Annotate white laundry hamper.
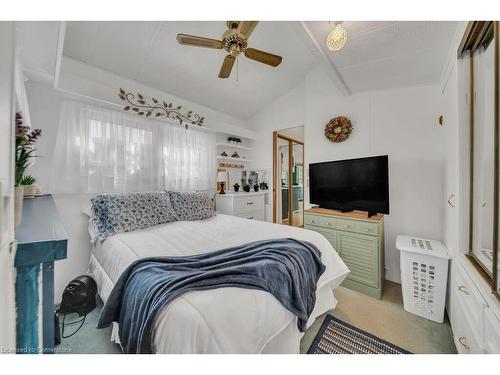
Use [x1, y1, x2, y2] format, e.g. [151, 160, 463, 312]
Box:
[396, 235, 450, 323]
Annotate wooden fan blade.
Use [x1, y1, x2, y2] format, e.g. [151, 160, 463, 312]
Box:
[219, 55, 236, 78]
[176, 34, 223, 49]
[237, 21, 259, 39]
[244, 48, 282, 67]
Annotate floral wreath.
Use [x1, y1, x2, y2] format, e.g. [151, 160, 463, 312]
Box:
[324, 116, 352, 143]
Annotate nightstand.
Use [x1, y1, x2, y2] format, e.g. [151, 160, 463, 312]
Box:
[215, 192, 266, 221]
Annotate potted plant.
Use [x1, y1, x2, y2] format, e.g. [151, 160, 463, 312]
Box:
[19, 175, 39, 197]
[233, 183, 240, 192]
[15, 112, 42, 226]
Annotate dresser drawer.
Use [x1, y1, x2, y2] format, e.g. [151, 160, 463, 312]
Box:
[356, 221, 379, 236]
[304, 214, 336, 228]
[304, 214, 320, 227]
[451, 291, 482, 354]
[483, 307, 500, 353]
[336, 217, 356, 232]
[235, 209, 264, 221]
[452, 261, 487, 330]
[233, 195, 264, 214]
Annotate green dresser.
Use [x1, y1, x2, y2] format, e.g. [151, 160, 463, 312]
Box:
[304, 208, 384, 299]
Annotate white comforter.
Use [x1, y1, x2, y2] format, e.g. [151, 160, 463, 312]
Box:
[90, 214, 349, 353]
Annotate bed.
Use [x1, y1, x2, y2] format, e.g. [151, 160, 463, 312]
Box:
[88, 213, 349, 353]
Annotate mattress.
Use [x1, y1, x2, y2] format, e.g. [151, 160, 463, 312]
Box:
[89, 213, 349, 353]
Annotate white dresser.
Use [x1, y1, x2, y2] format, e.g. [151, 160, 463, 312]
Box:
[215, 192, 266, 221]
[447, 256, 500, 353]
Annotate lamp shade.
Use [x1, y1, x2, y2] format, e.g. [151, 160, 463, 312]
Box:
[217, 171, 227, 182]
[326, 23, 347, 51]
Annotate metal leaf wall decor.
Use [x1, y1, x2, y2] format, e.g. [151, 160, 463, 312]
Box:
[118, 88, 205, 128]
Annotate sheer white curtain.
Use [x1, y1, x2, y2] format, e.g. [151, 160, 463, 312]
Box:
[50, 101, 216, 193]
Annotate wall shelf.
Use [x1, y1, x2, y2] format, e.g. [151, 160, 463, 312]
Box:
[216, 142, 252, 151]
[217, 156, 252, 162]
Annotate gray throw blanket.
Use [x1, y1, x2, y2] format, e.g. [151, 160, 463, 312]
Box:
[97, 238, 326, 353]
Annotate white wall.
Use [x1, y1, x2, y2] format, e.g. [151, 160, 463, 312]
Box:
[441, 63, 461, 255]
[0, 21, 16, 352]
[249, 67, 447, 283]
[59, 57, 256, 140]
[25, 78, 254, 301]
[248, 80, 305, 170]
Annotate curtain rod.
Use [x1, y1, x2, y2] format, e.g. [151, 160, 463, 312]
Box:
[55, 86, 218, 134]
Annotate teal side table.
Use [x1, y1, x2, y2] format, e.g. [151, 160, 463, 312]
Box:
[15, 195, 67, 354]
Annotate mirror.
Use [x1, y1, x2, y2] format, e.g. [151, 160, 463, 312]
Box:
[291, 142, 304, 227]
[277, 136, 290, 225]
[459, 21, 499, 299]
[273, 132, 304, 227]
[471, 34, 496, 275]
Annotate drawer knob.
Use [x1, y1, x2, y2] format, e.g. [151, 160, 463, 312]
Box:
[246, 202, 254, 205]
[458, 336, 470, 351]
[365, 228, 369, 232]
[458, 285, 469, 295]
[248, 217, 254, 219]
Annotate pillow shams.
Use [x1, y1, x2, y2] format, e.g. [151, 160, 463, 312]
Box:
[91, 191, 177, 240]
[168, 191, 215, 221]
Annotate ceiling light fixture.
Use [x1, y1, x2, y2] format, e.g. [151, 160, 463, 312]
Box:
[326, 22, 347, 51]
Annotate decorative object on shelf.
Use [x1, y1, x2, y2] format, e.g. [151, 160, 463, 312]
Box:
[217, 170, 227, 194]
[259, 182, 269, 190]
[233, 183, 240, 192]
[326, 22, 347, 51]
[220, 151, 228, 157]
[243, 185, 251, 193]
[324, 116, 352, 143]
[15, 112, 42, 227]
[219, 162, 244, 169]
[231, 151, 240, 158]
[228, 136, 241, 144]
[19, 175, 40, 197]
[253, 184, 259, 192]
[119, 88, 204, 128]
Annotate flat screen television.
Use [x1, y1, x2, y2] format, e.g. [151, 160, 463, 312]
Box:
[309, 155, 389, 216]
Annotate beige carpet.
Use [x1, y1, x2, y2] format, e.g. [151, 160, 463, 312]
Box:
[301, 281, 457, 354]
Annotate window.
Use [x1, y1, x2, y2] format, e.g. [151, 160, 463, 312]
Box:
[51, 101, 216, 194]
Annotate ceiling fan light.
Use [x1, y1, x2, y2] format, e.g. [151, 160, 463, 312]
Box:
[326, 24, 347, 51]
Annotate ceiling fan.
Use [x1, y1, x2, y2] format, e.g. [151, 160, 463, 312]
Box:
[176, 21, 283, 79]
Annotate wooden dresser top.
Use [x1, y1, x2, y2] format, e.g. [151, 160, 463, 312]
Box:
[304, 207, 384, 222]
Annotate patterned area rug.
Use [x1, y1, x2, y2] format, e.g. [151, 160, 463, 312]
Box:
[307, 315, 411, 354]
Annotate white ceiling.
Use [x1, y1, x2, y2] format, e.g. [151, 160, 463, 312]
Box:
[20, 21, 460, 120]
[63, 21, 317, 119]
[304, 21, 459, 93]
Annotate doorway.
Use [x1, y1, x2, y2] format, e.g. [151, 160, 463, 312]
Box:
[273, 131, 304, 227]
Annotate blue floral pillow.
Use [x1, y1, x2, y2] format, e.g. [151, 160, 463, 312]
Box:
[168, 191, 215, 221]
[91, 191, 177, 240]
